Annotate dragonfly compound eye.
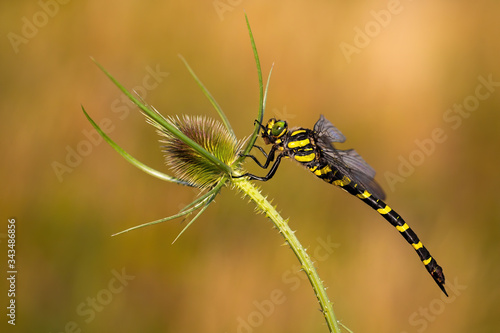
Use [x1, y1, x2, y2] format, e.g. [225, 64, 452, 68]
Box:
[271, 120, 287, 137]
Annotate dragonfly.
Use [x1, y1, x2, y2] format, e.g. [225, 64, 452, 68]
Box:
[237, 115, 447, 296]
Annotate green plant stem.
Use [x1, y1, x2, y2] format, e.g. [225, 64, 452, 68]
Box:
[232, 178, 341, 333]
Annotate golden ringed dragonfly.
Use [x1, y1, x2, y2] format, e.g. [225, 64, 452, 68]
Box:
[237, 115, 447, 296]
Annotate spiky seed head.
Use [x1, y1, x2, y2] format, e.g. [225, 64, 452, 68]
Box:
[157, 115, 243, 189]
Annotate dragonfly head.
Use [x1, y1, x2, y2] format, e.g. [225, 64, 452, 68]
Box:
[262, 118, 288, 144]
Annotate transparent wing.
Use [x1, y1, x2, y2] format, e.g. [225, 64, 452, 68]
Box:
[314, 115, 386, 199]
[337, 149, 376, 179]
[350, 169, 386, 200]
[322, 149, 386, 200]
[313, 114, 346, 144]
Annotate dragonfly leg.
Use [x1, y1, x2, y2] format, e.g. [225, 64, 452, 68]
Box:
[252, 145, 269, 159]
[237, 153, 285, 181]
[240, 145, 277, 169]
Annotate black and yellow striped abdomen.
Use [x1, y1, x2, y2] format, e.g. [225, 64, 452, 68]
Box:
[355, 189, 446, 295]
[314, 168, 447, 295]
[238, 116, 447, 295]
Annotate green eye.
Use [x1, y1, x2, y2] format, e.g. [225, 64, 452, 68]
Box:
[271, 121, 287, 137]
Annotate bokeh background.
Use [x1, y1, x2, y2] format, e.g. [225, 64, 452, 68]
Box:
[1, 1, 499, 332]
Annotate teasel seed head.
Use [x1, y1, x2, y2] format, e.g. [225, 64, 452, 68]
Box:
[156, 115, 244, 189]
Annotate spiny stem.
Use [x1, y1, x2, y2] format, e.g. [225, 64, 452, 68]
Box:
[232, 177, 342, 333]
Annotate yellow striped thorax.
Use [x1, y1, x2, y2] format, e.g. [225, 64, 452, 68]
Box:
[287, 137, 311, 149]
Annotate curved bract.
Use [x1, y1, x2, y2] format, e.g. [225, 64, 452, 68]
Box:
[156, 115, 244, 189]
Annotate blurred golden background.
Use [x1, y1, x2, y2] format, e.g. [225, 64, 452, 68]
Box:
[1, 1, 499, 332]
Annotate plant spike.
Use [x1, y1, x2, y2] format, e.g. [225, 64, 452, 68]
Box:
[178, 54, 236, 140]
[171, 189, 218, 244]
[90, 57, 232, 176]
[240, 12, 264, 158]
[111, 181, 222, 237]
[82, 105, 192, 186]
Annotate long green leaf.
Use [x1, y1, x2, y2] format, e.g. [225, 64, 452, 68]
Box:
[171, 192, 216, 244]
[179, 182, 223, 213]
[111, 176, 225, 237]
[91, 57, 232, 176]
[240, 13, 264, 158]
[111, 197, 208, 237]
[82, 105, 192, 186]
[178, 54, 236, 140]
[262, 63, 274, 121]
